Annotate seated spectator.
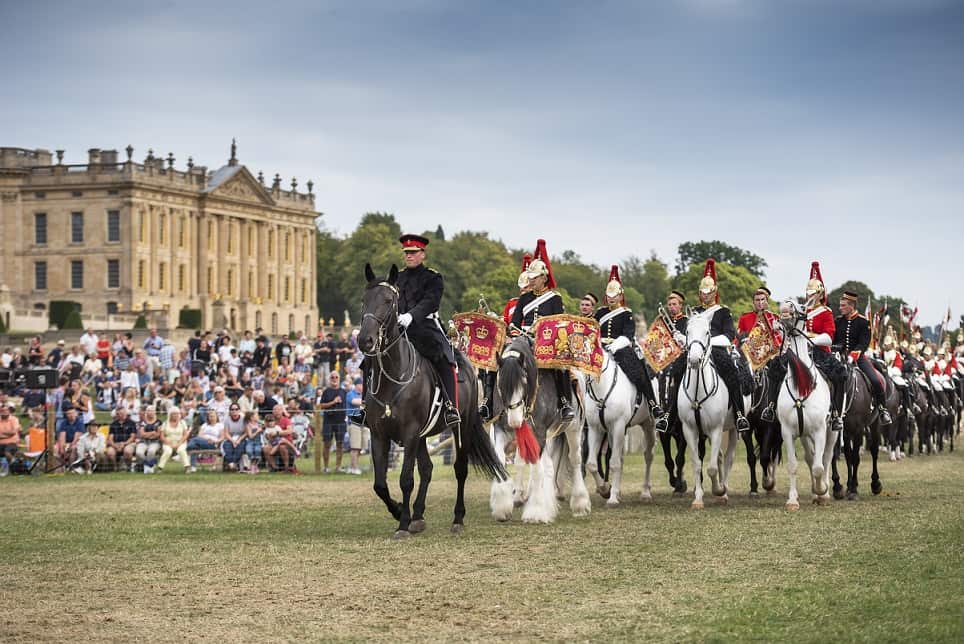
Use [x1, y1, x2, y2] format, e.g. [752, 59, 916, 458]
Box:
[73, 421, 106, 474]
[242, 410, 263, 473]
[289, 402, 311, 455]
[0, 403, 21, 464]
[61, 345, 85, 380]
[81, 352, 103, 384]
[207, 386, 231, 421]
[94, 370, 120, 411]
[45, 339, 65, 369]
[106, 406, 138, 472]
[115, 386, 141, 423]
[188, 409, 223, 473]
[261, 414, 297, 472]
[136, 406, 163, 474]
[221, 404, 246, 471]
[56, 406, 86, 470]
[316, 372, 346, 474]
[119, 361, 139, 394]
[157, 407, 190, 473]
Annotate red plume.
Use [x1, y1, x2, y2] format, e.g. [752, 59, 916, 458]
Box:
[515, 420, 540, 465]
[532, 239, 556, 289]
[702, 258, 719, 304]
[608, 264, 621, 284]
[809, 261, 824, 286]
[520, 252, 533, 272]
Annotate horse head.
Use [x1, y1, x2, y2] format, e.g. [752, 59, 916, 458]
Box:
[358, 263, 400, 355]
[497, 335, 537, 429]
[685, 311, 710, 369]
[779, 299, 806, 335]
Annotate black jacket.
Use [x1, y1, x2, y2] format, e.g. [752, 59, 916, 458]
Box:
[512, 290, 563, 328]
[694, 304, 736, 342]
[595, 307, 635, 342]
[397, 264, 443, 330]
[834, 313, 871, 354]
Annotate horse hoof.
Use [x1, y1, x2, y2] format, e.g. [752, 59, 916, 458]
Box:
[833, 489, 845, 500]
[678, 480, 688, 493]
[672, 489, 686, 498]
[691, 499, 704, 510]
[717, 495, 729, 506]
[639, 492, 653, 503]
[409, 519, 426, 534]
[785, 501, 800, 512]
[606, 498, 620, 508]
[748, 490, 759, 498]
[513, 499, 525, 508]
[816, 496, 830, 506]
[846, 492, 859, 501]
[597, 484, 612, 499]
[871, 481, 882, 495]
[763, 480, 775, 492]
[393, 530, 411, 540]
[450, 523, 465, 535]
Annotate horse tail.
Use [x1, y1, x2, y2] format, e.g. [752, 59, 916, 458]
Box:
[787, 352, 814, 398]
[464, 405, 508, 481]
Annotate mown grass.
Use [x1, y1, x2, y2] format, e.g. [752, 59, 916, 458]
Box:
[1, 444, 962, 643]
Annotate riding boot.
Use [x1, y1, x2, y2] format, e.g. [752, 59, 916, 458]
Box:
[761, 360, 785, 423]
[479, 370, 495, 422]
[875, 390, 893, 425]
[830, 383, 844, 432]
[555, 369, 575, 421]
[712, 347, 749, 432]
[633, 371, 666, 429]
[440, 364, 461, 428]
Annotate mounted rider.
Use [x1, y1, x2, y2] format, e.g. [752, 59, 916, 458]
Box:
[510, 239, 575, 422]
[834, 290, 893, 426]
[395, 233, 461, 428]
[883, 333, 917, 415]
[658, 289, 689, 434]
[743, 285, 788, 424]
[693, 258, 750, 432]
[595, 265, 667, 428]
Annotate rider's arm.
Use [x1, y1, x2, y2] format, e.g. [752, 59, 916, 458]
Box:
[407, 271, 444, 323]
[709, 308, 736, 346]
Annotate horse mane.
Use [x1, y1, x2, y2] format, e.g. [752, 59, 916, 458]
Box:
[787, 351, 814, 398]
[499, 336, 537, 403]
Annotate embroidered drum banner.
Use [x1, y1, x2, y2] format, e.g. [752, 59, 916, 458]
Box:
[642, 318, 684, 373]
[742, 316, 781, 370]
[452, 312, 506, 371]
[531, 314, 604, 378]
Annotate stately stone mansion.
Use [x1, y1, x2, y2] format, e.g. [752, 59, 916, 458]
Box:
[0, 142, 318, 335]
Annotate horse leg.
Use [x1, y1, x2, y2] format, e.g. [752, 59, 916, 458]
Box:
[869, 424, 882, 496]
[706, 428, 726, 500]
[742, 429, 758, 496]
[451, 431, 469, 534]
[370, 434, 401, 522]
[817, 428, 836, 505]
[606, 424, 627, 507]
[566, 425, 591, 517]
[640, 426, 655, 502]
[682, 424, 704, 509]
[782, 424, 800, 511]
[831, 441, 844, 499]
[810, 421, 828, 499]
[658, 429, 677, 490]
[845, 434, 860, 501]
[585, 425, 610, 499]
[409, 440, 433, 534]
[521, 443, 559, 524]
[489, 427, 514, 522]
[393, 441, 418, 538]
[513, 450, 529, 507]
[722, 426, 738, 500]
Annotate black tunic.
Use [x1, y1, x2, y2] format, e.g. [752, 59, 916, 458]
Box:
[693, 304, 736, 341]
[834, 313, 871, 354]
[595, 307, 635, 343]
[397, 263, 453, 364]
[511, 289, 563, 328]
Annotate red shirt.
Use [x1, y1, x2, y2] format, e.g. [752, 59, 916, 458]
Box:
[736, 310, 782, 345]
[806, 306, 835, 353]
[96, 338, 111, 360]
[502, 298, 519, 327]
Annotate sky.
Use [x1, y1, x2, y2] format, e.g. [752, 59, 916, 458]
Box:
[3, 0, 963, 326]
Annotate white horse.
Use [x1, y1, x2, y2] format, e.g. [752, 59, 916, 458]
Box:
[583, 346, 657, 506]
[677, 311, 740, 509]
[490, 337, 591, 523]
[776, 300, 835, 510]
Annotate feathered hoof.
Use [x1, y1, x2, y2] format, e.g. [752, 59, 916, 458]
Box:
[712, 484, 727, 497]
[393, 530, 411, 540]
[814, 495, 830, 506]
[597, 483, 612, 500]
[785, 500, 800, 512]
[605, 497, 620, 508]
[450, 523, 465, 535]
[691, 499, 704, 510]
[409, 519, 426, 534]
[717, 495, 729, 506]
[513, 498, 526, 508]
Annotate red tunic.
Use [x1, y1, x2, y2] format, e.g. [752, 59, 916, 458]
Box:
[945, 356, 958, 376]
[736, 310, 782, 348]
[502, 298, 519, 327]
[805, 306, 835, 353]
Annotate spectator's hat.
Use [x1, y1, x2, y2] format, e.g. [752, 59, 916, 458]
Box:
[354, 377, 363, 385]
[214, 386, 224, 392]
[57, 339, 65, 345]
[399, 233, 429, 252]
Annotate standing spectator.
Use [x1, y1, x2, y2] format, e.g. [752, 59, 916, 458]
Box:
[73, 421, 106, 474]
[159, 339, 177, 383]
[0, 403, 21, 466]
[294, 336, 313, 366]
[119, 360, 140, 394]
[136, 407, 163, 473]
[336, 331, 352, 375]
[106, 406, 138, 471]
[313, 332, 331, 382]
[79, 327, 98, 356]
[221, 404, 246, 471]
[238, 330, 256, 356]
[27, 336, 45, 366]
[116, 386, 142, 423]
[1, 347, 12, 368]
[45, 339, 65, 369]
[113, 333, 133, 371]
[217, 336, 235, 365]
[252, 337, 271, 373]
[96, 334, 112, 368]
[345, 377, 365, 475]
[275, 334, 293, 364]
[56, 406, 85, 469]
[61, 345, 85, 380]
[143, 327, 164, 363]
[192, 339, 212, 377]
[316, 372, 346, 474]
[157, 407, 190, 473]
[187, 409, 222, 472]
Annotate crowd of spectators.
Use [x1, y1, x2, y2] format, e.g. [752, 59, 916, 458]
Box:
[0, 326, 368, 476]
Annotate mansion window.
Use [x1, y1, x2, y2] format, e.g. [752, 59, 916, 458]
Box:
[107, 210, 121, 242]
[70, 260, 83, 289]
[34, 262, 47, 290]
[34, 213, 47, 245]
[107, 259, 120, 289]
[71, 212, 84, 243]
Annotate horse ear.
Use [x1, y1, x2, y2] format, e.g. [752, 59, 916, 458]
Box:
[364, 263, 376, 283]
[388, 264, 398, 284]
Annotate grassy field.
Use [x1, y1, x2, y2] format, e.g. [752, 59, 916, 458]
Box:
[2, 444, 962, 643]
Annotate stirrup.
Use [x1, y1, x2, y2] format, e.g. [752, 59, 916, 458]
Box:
[760, 404, 776, 423]
[649, 402, 664, 419]
[353, 409, 366, 427]
[654, 415, 669, 433]
[559, 399, 574, 421]
[735, 413, 750, 433]
[443, 402, 461, 428]
[879, 406, 893, 425]
[831, 416, 844, 432]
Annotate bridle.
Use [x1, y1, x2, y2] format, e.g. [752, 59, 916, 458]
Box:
[361, 282, 417, 396]
[680, 317, 720, 432]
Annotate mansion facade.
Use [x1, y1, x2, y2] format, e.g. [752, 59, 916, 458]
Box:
[0, 143, 318, 335]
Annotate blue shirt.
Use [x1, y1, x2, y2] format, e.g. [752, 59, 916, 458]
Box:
[58, 417, 85, 443]
[345, 389, 363, 418]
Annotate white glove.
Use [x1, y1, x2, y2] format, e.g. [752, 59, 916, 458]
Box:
[397, 313, 413, 329]
[609, 336, 631, 352]
[709, 334, 730, 348]
[673, 332, 686, 346]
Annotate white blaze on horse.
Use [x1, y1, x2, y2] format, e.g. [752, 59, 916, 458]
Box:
[677, 311, 740, 509]
[583, 342, 657, 506]
[492, 335, 591, 523]
[776, 300, 835, 510]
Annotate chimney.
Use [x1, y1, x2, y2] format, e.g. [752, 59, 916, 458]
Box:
[87, 148, 102, 165]
[100, 149, 118, 165]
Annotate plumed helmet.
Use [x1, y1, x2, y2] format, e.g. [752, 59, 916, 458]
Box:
[883, 335, 895, 349]
[923, 345, 933, 358]
[806, 261, 826, 304]
[517, 252, 533, 290]
[605, 264, 624, 299]
[529, 239, 556, 289]
[699, 258, 719, 304]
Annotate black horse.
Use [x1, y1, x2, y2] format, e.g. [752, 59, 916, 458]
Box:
[831, 366, 889, 500]
[358, 264, 506, 538]
[747, 363, 783, 496]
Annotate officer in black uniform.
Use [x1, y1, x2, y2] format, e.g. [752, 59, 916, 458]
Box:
[510, 256, 574, 421]
[660, 290, 689, 433]
[395, 233, 461, 428]
[834, 290, 892, 425]
[596, 266, 665, 426]
[693, 259, 750, 432]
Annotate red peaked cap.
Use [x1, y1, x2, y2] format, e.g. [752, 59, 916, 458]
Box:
[521, 252, 533, 272]
[532, 239, 556, 289]
[702, 258, 720, 304]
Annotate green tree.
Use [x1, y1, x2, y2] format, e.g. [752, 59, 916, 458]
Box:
[331, 212, 403, 320]
[316, 226, 349, 323]
[674, 241, 768, 278]
[672, 261, 760, 315]
[621, 252, 670, 317]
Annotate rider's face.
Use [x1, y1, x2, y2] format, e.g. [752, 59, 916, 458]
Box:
[667, 297, 682, 317]
[753, 294, 769, 311]
[579, 299, 594, 315]
[699, 290, 715, 306]
[839, 298, 854, 316]
[403, 250, 424, 268]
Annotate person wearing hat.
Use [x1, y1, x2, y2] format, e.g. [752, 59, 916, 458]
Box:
[510, 239, 574, 421]
[657, 289, 690, 434]
[595, 265, 666, 426]
[835, 289, 892, 425]
[692, 259, 750, 432]
[735, 285, 784, 424]
[391, 233, 461, 428]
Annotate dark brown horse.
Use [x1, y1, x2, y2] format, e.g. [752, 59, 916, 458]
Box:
[358, 264, 506, 538]
[831, 366, 890, 500]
